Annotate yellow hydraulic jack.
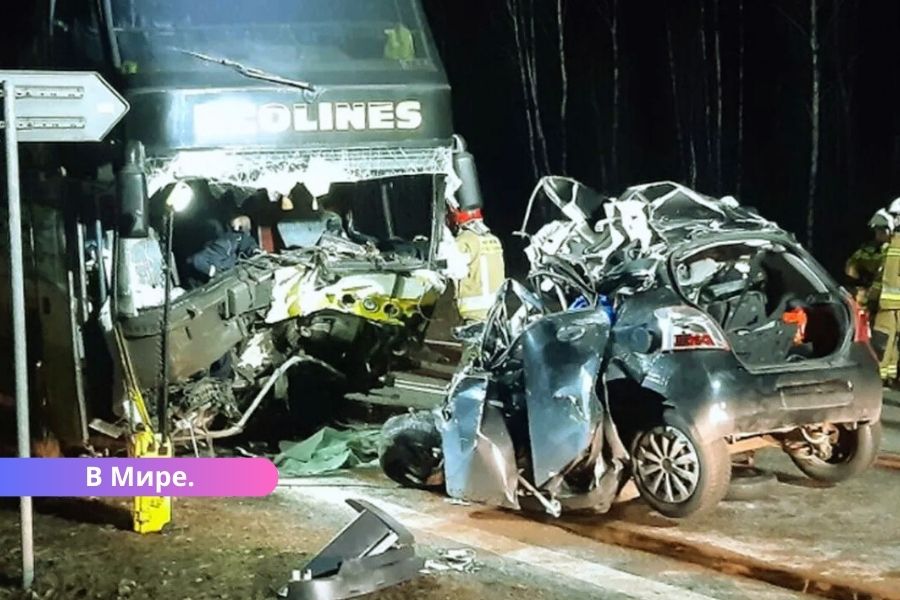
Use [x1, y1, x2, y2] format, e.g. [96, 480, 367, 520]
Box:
[114, 325, 173, 534]
[127, 428, 172, 533]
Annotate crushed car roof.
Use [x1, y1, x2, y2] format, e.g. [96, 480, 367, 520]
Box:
[520, 177, 796, 292]
[621, 181, 780, 242]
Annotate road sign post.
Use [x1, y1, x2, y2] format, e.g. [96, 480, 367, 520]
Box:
[2, 77, 33, 592]
[0, 70, 128, 590]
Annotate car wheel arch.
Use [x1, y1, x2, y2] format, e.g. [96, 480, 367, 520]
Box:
[605, 378, 669, 447]
[606, 375, 726, 450]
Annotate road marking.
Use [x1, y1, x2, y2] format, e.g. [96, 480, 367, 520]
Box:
[280, 479, 720, 600]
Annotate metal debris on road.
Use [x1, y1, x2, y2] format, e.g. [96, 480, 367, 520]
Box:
[423, 548, 479, 574]
[279, 498, 424, 599]
[444, 498, 472, 507]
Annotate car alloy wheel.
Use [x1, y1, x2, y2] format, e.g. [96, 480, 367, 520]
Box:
[633, 425, 701, 504]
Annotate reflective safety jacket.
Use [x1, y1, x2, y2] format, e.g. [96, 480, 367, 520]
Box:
[454, 226, 505, 321]
[848, 239, 887, 306]
[847, 240, 886, 288]
[876, 233, 900, 310]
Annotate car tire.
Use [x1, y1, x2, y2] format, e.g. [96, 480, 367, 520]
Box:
[378, 411, 444, 490]
[789, 421, 881, 483]
[632, 412, 731, 518]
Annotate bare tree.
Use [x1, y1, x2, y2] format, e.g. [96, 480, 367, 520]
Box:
[610, 0, 620, 185]
[593, 0, 620, 188]
[808, 0, 820, 249]
[665, 17, 687, 181]
[557, 0, 568, 173]
[689, 134, 698, 188]
[832, 0, 857, 204]
[698, 0, 712, 180]
[524, 0, 551, 174]
[736, 0, 744, 196]
[774, 0, 821, 248]
[713, 0, 723, 191]
[506, 0, 539, 180]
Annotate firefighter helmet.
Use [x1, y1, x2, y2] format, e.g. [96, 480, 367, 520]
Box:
[889, 197, 900, 215]
[870, 208, 894, 230]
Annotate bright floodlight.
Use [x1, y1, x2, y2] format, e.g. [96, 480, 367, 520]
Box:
[166, 181, 194, 213]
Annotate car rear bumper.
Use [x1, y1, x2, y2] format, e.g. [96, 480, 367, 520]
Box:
[641, 342, 883, 443]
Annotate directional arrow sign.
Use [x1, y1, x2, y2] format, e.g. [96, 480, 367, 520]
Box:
[1, 70, 128, 590]
[0, 70, 129, 143]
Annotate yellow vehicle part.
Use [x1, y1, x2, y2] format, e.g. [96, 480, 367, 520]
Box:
[127, 430, 173, 534]
[285, 272, 442, 326]
[114, 325, 172, 534]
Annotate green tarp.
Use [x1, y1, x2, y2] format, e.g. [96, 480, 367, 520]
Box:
[274, 426, 380, 476]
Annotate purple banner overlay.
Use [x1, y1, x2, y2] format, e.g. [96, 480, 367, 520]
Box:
[0, 458, 278, 497]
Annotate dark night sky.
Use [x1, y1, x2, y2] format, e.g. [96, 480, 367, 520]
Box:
[424, 0, 900, 276]
[2, 1, 899, 276]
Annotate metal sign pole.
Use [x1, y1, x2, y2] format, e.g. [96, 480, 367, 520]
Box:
[0, 69, 128, 586]
[3, 78, 35, 590]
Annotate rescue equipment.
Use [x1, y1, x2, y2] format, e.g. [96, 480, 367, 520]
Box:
[114, 325, 172, 534]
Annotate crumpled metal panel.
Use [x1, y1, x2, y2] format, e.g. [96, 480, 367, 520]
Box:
[520, 177, 782, 293]
[440, 374, 520, 509]
[284, 499, 424, 600]
[521, 309, 610, 488]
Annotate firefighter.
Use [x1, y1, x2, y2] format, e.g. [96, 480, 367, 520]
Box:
[447, 136, 505, 322]
[846, 209, 891, 308]
[452, 207, 505, 322]
[871, 203, 900, 383]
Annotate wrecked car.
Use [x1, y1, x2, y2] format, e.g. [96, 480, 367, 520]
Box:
[380, 178, 883, 518]
[0, 0, 481, 450]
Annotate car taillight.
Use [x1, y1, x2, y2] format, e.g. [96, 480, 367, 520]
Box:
[655, 306, 730, 351]
[849, 298, 871, 343]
